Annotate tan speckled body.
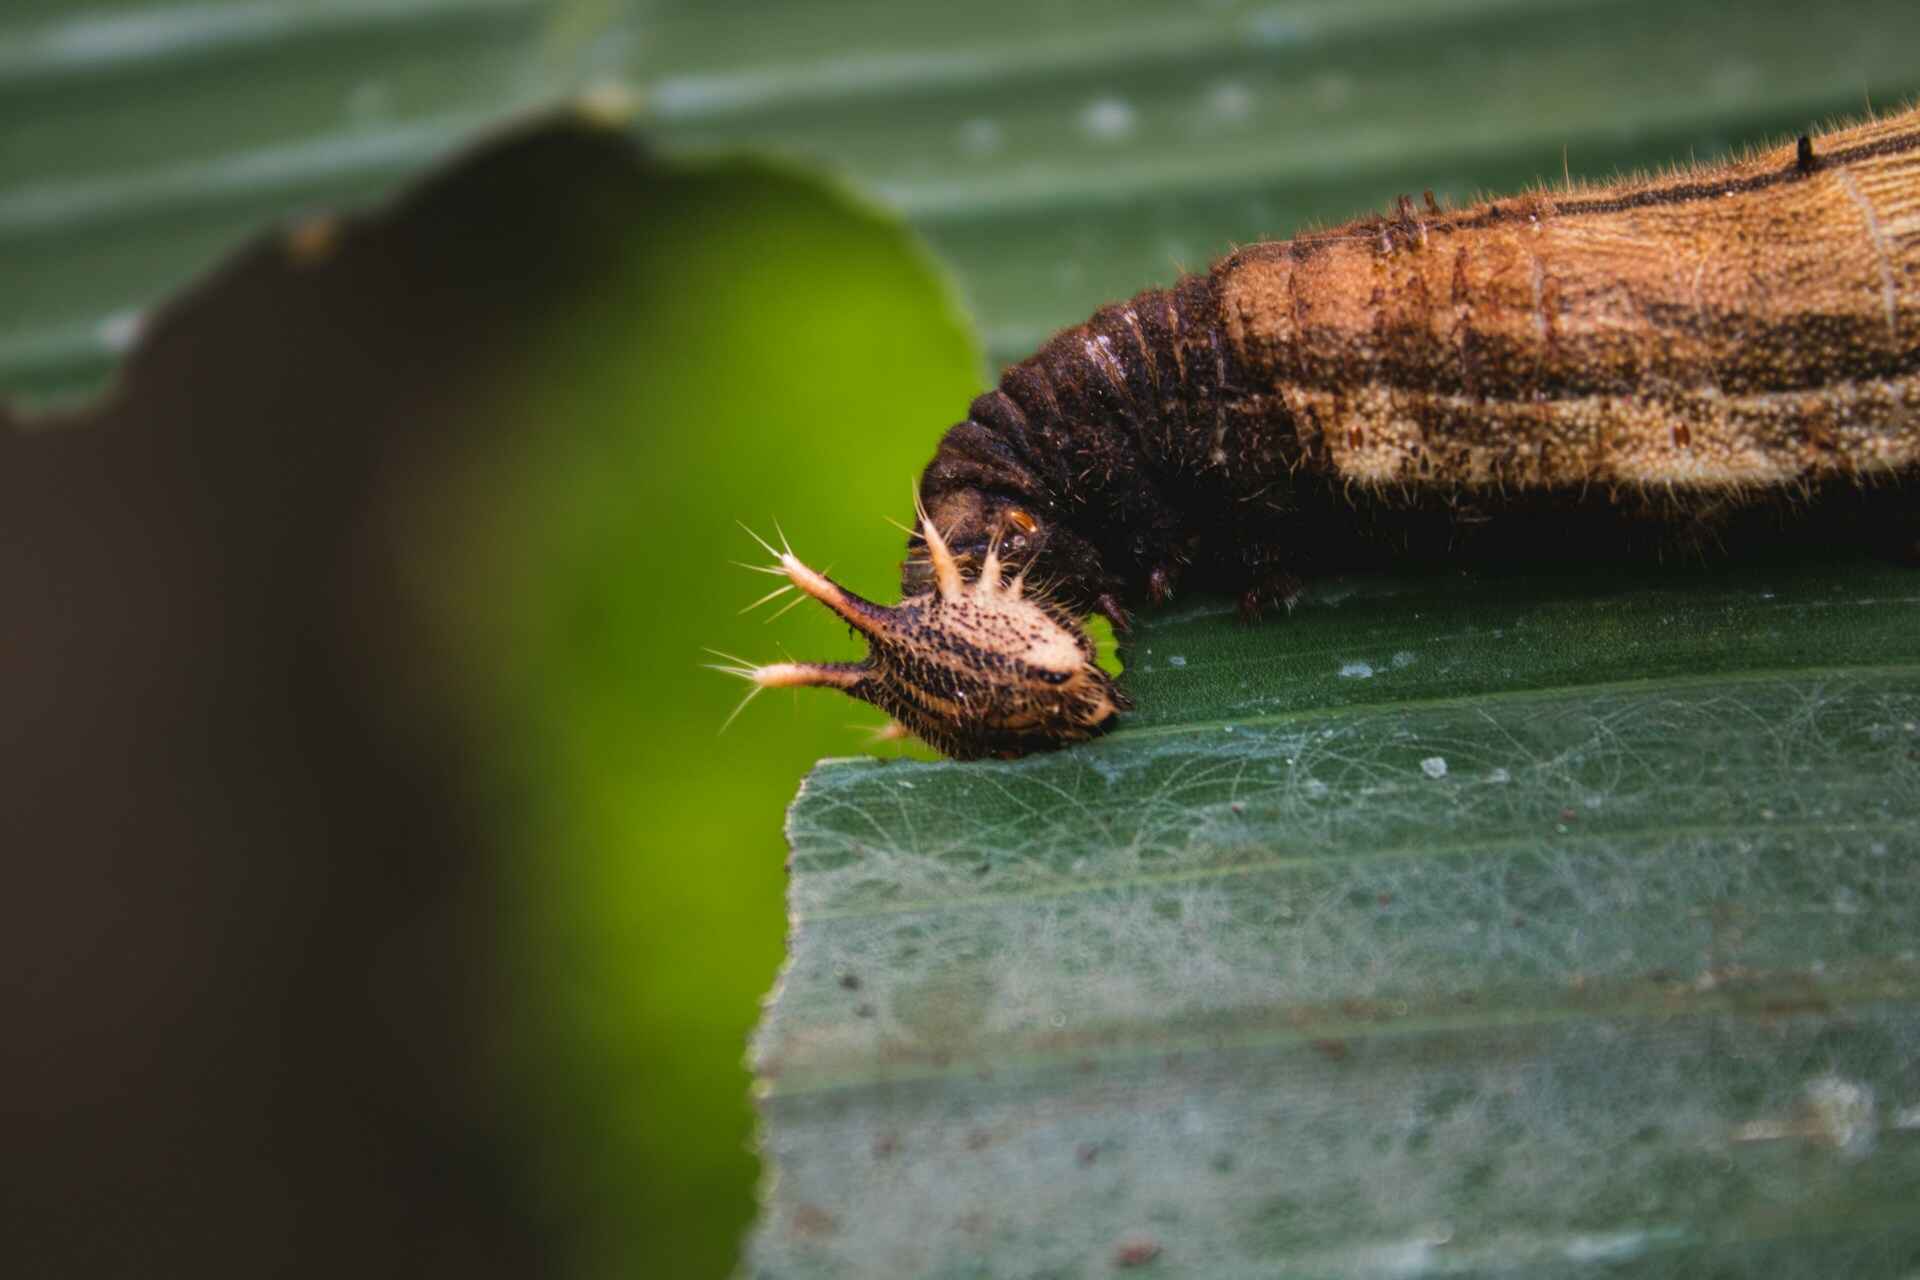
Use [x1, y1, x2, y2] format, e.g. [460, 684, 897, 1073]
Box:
[1219, 109, 1920, 494]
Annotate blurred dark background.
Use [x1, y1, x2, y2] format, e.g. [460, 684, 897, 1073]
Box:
[4, 123, 594, 1279]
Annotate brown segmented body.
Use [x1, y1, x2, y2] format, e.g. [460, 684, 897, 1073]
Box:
[906, 106, 1920, 635]
[1225, 109, 1920, 493]
[741, 107, 1920, 759]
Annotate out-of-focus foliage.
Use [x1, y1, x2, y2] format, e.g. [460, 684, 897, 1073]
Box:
[414, 158, 983, 1276]
[8, 0, 1920, 403]
[6, 3, 1920, 1279]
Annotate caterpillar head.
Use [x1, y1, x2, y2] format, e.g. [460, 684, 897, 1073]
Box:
[718, 509, 1128, 760]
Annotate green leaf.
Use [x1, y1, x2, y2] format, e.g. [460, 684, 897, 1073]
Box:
[750, 558, 1920, 1275]
[9, 0, 1920, 402]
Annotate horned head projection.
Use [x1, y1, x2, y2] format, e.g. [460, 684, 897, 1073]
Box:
[712, 500, 1128, 761]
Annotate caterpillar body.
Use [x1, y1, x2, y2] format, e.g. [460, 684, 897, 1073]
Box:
[729, 105, 1920, 760]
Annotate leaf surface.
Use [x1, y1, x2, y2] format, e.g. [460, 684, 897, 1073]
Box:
[750, 559, 1920, 1276]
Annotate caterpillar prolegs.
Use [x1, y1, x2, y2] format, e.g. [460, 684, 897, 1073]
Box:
[728, 105, 1920, 759]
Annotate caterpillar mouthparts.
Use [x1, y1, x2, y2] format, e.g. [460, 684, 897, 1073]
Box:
[713, 508, 1127, 761]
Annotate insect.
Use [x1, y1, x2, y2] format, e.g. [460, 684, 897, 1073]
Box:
[723, 105, 1920, 759]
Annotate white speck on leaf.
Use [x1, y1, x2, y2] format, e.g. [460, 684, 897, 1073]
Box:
[1420, 756, 1448, 779]
[1805, 1075, 1877, 1159]
[1339, 661, 1374, 679]
[1080, 97, 1136, 141]
[98, 308, 143, 352]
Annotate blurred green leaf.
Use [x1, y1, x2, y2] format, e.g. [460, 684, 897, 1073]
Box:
[751, 559, 1920, 1276]
[8, 0, 1920, 402]
[444, 152, 984, 1280]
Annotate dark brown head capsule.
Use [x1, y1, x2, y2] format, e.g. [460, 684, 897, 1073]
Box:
[717, 512, 1126, 760]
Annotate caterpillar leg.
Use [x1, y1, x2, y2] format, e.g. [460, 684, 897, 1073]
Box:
[1146, 562, 1182, 606]
[1237, 569, 1305, 622]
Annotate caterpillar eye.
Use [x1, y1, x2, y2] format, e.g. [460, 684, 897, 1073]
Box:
[1006, 508, 1039, 535]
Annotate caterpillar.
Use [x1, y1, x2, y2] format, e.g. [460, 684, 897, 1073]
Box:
[723, 105, 1920, 760]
